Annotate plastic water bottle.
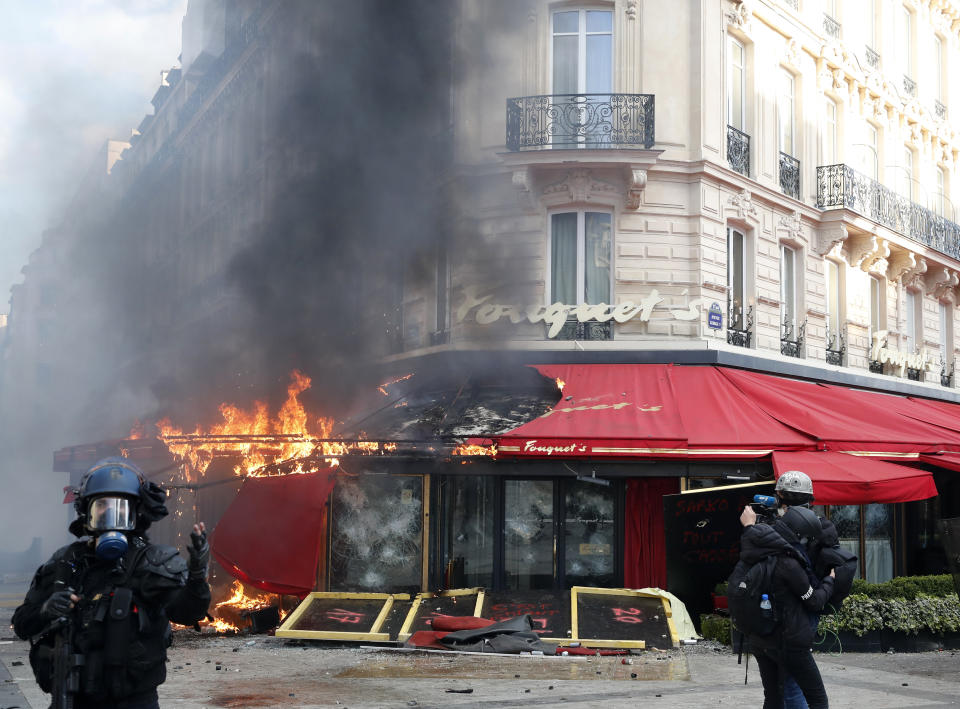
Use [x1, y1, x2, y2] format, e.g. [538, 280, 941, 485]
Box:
[760, 594, 772, 610]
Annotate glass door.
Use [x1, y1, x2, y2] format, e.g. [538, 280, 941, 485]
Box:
[504, 479, 556, 590]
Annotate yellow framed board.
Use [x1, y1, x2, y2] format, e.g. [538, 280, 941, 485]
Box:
[275, 592, 410, 641]
[397, 587, 485, 642]
[569, 586, 680, 649]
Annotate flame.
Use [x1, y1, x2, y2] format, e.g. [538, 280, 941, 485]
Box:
[377, 372, 414, 396]
[199, 580, 286, 634]
[556, 378, 566, 392]
[451, 443, 497, 456]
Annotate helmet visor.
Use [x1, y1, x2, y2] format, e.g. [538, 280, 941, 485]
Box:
[87, 496, 136, 531]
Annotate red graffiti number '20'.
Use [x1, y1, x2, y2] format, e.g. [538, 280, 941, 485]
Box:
[611, 607, 644, 624]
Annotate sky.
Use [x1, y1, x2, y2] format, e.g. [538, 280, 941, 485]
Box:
[0, 0, 188, 313]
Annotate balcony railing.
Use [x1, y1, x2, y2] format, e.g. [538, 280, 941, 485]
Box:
[826, 330, 846, 366]
[506, 94, 654, 151]
[781, 315, 805, 358]
[727, 302, 753, 348]
[817, 164, 960, 261]
[727, 125, 750, 177]
[823, 13, 841, 39]
[865, 46, 880, 70]
[903, 75, 917, 98]
[779, 152, 801, 199]
[935, 100, 947, 120]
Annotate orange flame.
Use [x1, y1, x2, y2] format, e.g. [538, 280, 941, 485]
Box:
[200, 580, 285, 634]
[556, 378, 566, 392]
[377, 372, 414, 395]
[451, 443, 497, 456]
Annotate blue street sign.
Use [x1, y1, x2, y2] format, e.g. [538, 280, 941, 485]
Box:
[707, 302, 723, 330]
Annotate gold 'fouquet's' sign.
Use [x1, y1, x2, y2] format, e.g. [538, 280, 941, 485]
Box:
[456, 287, 705, 338]
[870, 330, 932, 375]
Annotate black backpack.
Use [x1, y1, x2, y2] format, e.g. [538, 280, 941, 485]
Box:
[727, 554, 780, 637]
[813, 544, 858, 615]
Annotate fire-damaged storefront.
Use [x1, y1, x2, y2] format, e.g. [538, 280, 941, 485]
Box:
[52, 359, 960, 628]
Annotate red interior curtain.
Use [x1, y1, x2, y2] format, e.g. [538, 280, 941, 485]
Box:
[624, 477, 680, 589]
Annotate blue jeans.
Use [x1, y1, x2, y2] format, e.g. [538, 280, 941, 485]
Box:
[753, 645, 828, 709]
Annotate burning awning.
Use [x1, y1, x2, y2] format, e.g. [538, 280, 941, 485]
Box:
[771, 451, 937, 504]
[212, 470, 336, 596]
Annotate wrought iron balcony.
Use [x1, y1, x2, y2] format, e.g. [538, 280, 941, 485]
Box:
[782, 0, 798, 9]
[552, 320, 613, 341]
[817, 164, 960, 261]
[727, 125, 750, 177]
[864, 46, 880, 70]
[781, 315, 805, 358]
[942, 359, 954, 387]
[826, 330, 846, 366]
[727, 302, 753, 348]
[506, 94, 654, 151]
[823, 13, 841, 39]
[779, 152, 801, 199]
[903, 75, 917, 98]
[935, 100, 947, 120]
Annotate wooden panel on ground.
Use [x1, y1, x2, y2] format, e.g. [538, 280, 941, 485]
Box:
[397, 588, 484, 641]
[663, 481, 775, 627]
[570, 586, 679, 649]
[480, 590, 571, 643]
[275, 592, 410, 641]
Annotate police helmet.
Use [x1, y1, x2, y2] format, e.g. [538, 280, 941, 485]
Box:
[73, 458, 145, 535]
[775, 470, 814, 505]
[780, 505, 823, 544]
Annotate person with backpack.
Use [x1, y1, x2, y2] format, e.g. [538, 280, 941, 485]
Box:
[772, 471, 857, 709]
[735, 503, 836, 709]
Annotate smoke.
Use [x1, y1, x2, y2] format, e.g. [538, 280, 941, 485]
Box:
[0, 0, 533, 559]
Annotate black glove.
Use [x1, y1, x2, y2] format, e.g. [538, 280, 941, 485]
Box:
[40, 590, 76, 620]
[187, 527, 210, 581]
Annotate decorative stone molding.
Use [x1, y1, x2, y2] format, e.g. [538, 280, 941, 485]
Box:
[512, 168, 535, 211]
[624, 168, 647, 210]
[887, 250, 918, 283]
[625, 0, 638, 21]
[726, 188, 760, 223]
[842, 233, 878, 269]
[725, 0, 753, 34]
[861, 238, 891, 276]
[783, 38, 800, 69]
[777, 210, 805, 245]
[540, 169, 620, 207]
[815, 223, 848, 256]
[902, 255, 928, 290]
[926, 267, 959, 300]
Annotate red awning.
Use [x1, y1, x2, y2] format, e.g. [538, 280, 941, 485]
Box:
[718, 368, 960, 453]
[212, 470, 336, 596]
[771, 451, 938, 504]
[918, 452, 960, 473]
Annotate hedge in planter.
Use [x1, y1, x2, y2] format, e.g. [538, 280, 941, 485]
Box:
[819, 592, 960, 637]
[699, 613, 732, 645]
[849, 574, 955, 601]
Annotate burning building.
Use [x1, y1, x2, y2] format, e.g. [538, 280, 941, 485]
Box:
[6, 0, 960, 630]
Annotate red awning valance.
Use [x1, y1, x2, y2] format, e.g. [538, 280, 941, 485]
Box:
[771, 451, 938, 504]
[212, 470, 336, 596]
[918, 452, 960, 473]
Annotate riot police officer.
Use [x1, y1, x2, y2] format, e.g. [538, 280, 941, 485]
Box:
[13, 457, 211, 708]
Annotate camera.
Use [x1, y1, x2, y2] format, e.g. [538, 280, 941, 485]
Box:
[750, 494, 778, 524]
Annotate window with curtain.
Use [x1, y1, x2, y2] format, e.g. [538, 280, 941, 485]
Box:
[780, 244, 797, 335]
[904, 289, 919, 351]
[825, 260, 842, 340]
[870, 276, 884, 339]
[727, 228, 747, 326]
[728, 38, 745, 130]
[778, 70, 795, 156]
[827, 504, 895, 582]
[550, 211, 612, 305]
[822, 98, 837, 164]
[552, 9, 612, 95]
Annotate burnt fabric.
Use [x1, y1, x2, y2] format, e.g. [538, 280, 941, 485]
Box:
[13, 536, 209, 705]
[771, 451, 937, 504]
[438, 614, 557, 654]
[431, 615, 495, 632]
[212, 471, 335, 595]
[624, 477, 679, 589]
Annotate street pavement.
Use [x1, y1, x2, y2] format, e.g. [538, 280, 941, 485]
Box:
[2, 594, 959, 708]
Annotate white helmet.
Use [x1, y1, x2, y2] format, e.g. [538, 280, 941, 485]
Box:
[776, 470, 814, 496]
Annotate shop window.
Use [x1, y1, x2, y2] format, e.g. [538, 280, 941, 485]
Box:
[564, 479, 616, 588]
[827, 504, 894, 582]
[549, 210, 613, 339]
[439, 475, 494, 588]
[329, 475, 424, 594]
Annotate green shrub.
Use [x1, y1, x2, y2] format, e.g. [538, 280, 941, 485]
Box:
[699, 613, 732, 645]
[819, 592, 960, 637]
[850, 574, 955, 600]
